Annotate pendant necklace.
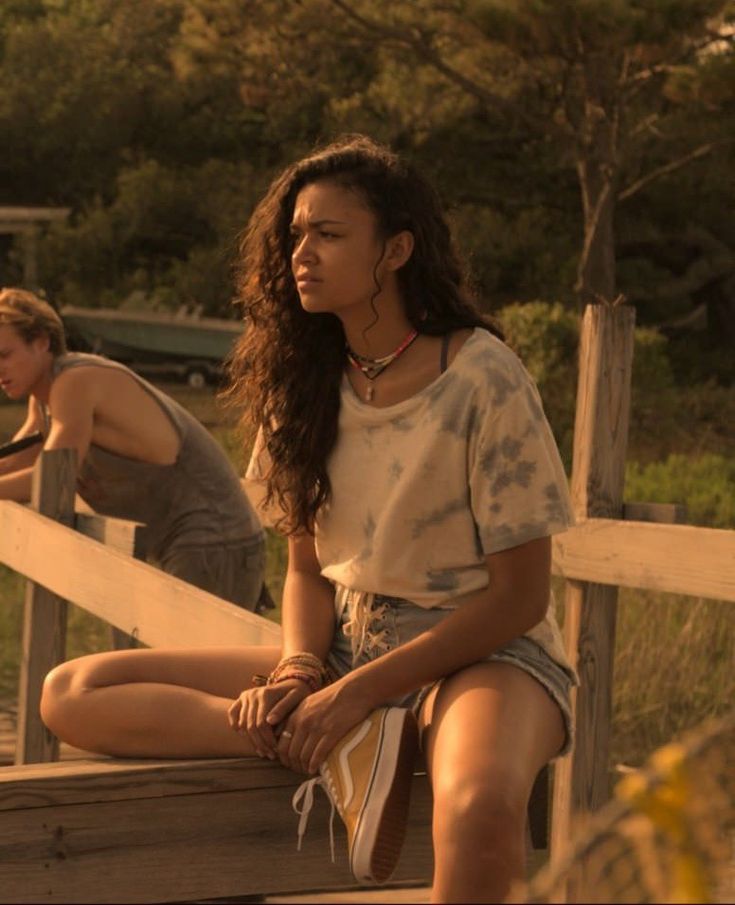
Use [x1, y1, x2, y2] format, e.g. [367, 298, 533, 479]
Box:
[346, 328, 419, 402]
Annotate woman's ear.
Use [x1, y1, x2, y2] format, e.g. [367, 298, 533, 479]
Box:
[385, 230, 415, 271]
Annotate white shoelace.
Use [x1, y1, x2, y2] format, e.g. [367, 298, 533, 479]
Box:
[292, 775, 337, 863]
[291, 591, 390, 863]
[343, 589, 391, 663]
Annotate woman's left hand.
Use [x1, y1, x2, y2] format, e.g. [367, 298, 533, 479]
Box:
[268, 678, 372, 775]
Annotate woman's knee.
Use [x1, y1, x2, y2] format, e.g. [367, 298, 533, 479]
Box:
[432, 770, 527, 848]
[40, 656, 96, 733]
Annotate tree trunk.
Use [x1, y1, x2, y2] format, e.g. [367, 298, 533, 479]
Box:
[574, 52, 621, 308]
[575, 159, 617, 306]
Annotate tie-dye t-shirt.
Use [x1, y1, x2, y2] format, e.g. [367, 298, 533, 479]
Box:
[246, 328, 575, 669]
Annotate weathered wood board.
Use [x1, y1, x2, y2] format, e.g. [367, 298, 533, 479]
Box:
[16, 451, 76, 765]
[0, 757, 434, 904]
[550, 304, 634, 900]
[552, 518, 735, 602]
[0, 501, 282, 649]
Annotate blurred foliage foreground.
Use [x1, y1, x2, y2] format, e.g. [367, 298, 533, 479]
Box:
[0, 303, 733, 771]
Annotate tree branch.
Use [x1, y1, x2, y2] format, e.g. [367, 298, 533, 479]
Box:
[328, 0, 541, 131]
[628, 112, 663, 141]
[618, 141, 728, 201]
[577, 174, 613, 269]
[624, 31, 734, 98]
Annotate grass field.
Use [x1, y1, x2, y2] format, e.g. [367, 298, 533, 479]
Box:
[1, 382, 733, 769]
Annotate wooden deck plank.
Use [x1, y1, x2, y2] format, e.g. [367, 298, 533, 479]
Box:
[0, 756, 334, 810]
[263, 887, 431, 903]
[0, 756, 434, 904]
[2, 703, 437, 903]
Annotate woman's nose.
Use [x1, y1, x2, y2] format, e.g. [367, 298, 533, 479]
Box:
[293, 234, 316, 265]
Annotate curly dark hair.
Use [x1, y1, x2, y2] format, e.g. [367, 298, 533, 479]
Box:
[226, 134, 502, 535]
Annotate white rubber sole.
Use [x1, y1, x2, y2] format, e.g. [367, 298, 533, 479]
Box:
[349, 707, 419, 885]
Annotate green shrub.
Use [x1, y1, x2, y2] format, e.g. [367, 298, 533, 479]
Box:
[647, 381, 735, 463]
[614, 453, 734, 764]
[498, 301, 579, 464]
[498, 301, 682, 468]
[38, 158, 260, 317]
[625, 453, 735, 529]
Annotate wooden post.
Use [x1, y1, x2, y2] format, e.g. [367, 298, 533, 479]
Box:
[22, 225, 40, 289]
[15, 449, 76, 765]
[73, 511, 147, 650]
[550, 305, 635, 889]
[105, 520, 147, 651]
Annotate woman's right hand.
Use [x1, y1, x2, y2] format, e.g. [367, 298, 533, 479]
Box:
[228, 679, 311, 759]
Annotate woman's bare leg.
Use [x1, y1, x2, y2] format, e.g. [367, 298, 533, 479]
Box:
[40, 646, 280, 758]
[419, 661, 565, 904]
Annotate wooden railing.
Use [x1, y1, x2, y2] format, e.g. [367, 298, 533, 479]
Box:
[1, 446, 281, 766]
[0, 449, 437, 904]
[0, 302, 733, 902]
[545, 304, 734, 903]
[552, 516, 733, 601]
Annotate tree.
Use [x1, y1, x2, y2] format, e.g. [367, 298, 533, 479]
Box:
[318, 0, 734, 308]
[0, 0, 282, 313]
[2, 0, 732, 350]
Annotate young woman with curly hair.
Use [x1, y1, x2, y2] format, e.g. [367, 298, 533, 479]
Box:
[41, 135, 577, 903]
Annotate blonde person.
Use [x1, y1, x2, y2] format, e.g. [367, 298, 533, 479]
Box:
[0, 288, 265, 611]
[40, 136, 577, 903]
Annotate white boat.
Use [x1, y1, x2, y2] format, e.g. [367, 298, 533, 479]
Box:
[61, 306, 243, 387]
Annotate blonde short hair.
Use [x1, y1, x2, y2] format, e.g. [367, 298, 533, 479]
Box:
[0, 287, 66, 356]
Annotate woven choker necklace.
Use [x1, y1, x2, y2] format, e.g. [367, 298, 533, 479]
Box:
[346, 328, 419, 401]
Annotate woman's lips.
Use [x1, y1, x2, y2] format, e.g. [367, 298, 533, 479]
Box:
[296, 276, 322, 290]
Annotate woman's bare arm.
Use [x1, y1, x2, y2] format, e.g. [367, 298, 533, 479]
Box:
[342, 535, 552, 709]
[270, 535, 554, 773]
[281, 532, 336, 661]
[227, 531, 335, 758]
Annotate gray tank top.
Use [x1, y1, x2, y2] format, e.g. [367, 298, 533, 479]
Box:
[44, 353, 262, 560]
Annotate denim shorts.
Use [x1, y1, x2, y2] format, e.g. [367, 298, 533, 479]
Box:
[326, 587, 575, 757]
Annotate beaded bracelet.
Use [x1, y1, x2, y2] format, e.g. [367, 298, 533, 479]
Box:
[251, 651, 330, 692]
[279, 671, 322, 693]
[251, 671, 321, 693]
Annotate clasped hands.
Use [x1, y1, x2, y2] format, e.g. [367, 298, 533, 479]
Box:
[228, 676, 371, 775]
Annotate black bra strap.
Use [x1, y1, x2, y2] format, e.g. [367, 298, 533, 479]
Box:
[440, 333, 451, 374]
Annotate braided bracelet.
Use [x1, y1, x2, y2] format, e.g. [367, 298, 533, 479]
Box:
[251, 651, 329, 692]
[270, 652, 330, 686]
[250, 671, 321, 693]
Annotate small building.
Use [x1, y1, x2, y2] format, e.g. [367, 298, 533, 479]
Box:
[0, 206, 70, 288]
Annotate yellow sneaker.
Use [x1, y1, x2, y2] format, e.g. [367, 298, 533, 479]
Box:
[293, 706, 419, 885]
